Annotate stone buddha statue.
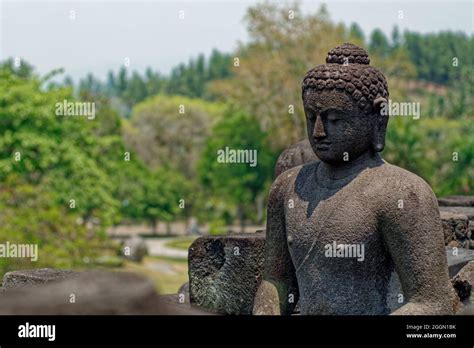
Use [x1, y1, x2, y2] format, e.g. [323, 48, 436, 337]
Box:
[273, 139, 318, 179]
[253, 43, 453, 315]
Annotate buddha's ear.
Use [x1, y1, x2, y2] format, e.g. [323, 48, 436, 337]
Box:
[372, 97, 388, 152]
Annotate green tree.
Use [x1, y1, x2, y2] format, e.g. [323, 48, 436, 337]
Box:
[404, 31, 473, 85]
[0, 67, 119, 229]
[369, 29, 390, 57]
[0, 58, 34, 79]
[208, 2, 349, 150]
[125, 95, 225, 179]
[349, 23, 365, 43]
[198, 109, 274, 232]
[141, 167, 189, 234]
[391, 26, 401, 50]
[0, 175, 106, 274]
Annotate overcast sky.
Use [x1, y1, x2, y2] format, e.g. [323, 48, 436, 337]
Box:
[1, 0, 472, 82]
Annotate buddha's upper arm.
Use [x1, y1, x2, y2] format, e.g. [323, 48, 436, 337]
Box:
[264, 172, 292, 282]
[380, 177, 449, 303]
[263, 170, 300, 314]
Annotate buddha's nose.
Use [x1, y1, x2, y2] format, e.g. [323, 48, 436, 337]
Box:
[314, 115, 326, 139]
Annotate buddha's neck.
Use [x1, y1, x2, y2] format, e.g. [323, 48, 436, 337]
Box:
[317, 150, 382, 181]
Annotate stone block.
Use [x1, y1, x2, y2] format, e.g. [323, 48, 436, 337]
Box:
[439, 206, 474, 220]
[123, 236, 148, 262]
[451, 261, 474, 302]
[188, 232, 265, 314]
[0, 271, 170, 314]
[440, 211, 470, 245]
[438, 196, 474, 207]
[273, 139, 317, 178]
[2, 268, 77, 289]
[446, 247, 474, 278]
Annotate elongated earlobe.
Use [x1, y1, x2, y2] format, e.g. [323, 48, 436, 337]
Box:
[372, 97, 388, 152]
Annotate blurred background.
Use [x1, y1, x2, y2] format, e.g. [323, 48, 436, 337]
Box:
[0, 0, 472, 294]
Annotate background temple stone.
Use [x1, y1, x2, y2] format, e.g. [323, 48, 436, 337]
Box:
[1, 268, 77, 289]
[439, 206, 474, 220]
[273, 139, 318, 178]
[446, 247, 474, 278]
[440, 211, 471, 248]
[438, 196, 474, 207]
[451, 261, 474, 303]
[123, 236, 148, 262]
[438, 197, 474, 249]
[188, 232, 265, 314]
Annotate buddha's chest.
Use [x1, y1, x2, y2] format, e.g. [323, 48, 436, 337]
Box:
[283, 186, 381, 267]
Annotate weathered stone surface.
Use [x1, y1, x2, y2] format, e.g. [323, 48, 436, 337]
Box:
[159, 293, 212, 315]
[274, 139, 318, 178]
[451, 261, 474, 302]
[188, 232, 265, 315]
[446, 247, 474, 278]
[2, 268, 77, 289]
[189, 227, 471, 314]
[123, 236, 148, 262]
[439, 206, 474, 220]
[438, 196, 474, 207]
[452, 277, 471, 301]
[440, 211, 469, 245]
[468, 239, 474, 250]
[252, 279, 281, 315]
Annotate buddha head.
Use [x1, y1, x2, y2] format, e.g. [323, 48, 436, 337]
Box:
[302, 43, 389, 165]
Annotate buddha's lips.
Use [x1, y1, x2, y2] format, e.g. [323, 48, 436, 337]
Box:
[316, 142, 331, 149]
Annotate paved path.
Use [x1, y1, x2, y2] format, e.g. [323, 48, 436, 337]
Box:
[145, 238, 189, 259]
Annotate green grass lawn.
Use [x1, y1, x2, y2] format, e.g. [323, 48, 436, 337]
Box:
[120, 255, 188, 294]
[164, 237, 197, 250]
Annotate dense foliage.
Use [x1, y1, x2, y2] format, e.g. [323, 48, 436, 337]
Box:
[0, 2, 472, 274]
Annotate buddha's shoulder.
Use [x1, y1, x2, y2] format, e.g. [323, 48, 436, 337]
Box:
[269, 161, 317, 197]
[365, 161, 435, 195]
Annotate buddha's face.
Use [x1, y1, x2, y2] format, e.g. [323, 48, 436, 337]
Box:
[303, 90, 375, 165]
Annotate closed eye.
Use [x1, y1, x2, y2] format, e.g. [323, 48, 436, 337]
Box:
[306, 111, 318, 122]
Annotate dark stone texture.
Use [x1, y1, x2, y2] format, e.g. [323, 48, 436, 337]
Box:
[254, 43, 453, 315]
[388, 247, 474, 310]
[440, 211, 470, 247]
[188, 229, 471, 314]
[438, 196, 474, 207]
[452, 277, 471, 302]
[188, 232, 265, 314]
[451, 261, 474, 303]
[274, 139, 318, 178]
[159, 293, 213, 315]
[2, 268, 77, 289]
